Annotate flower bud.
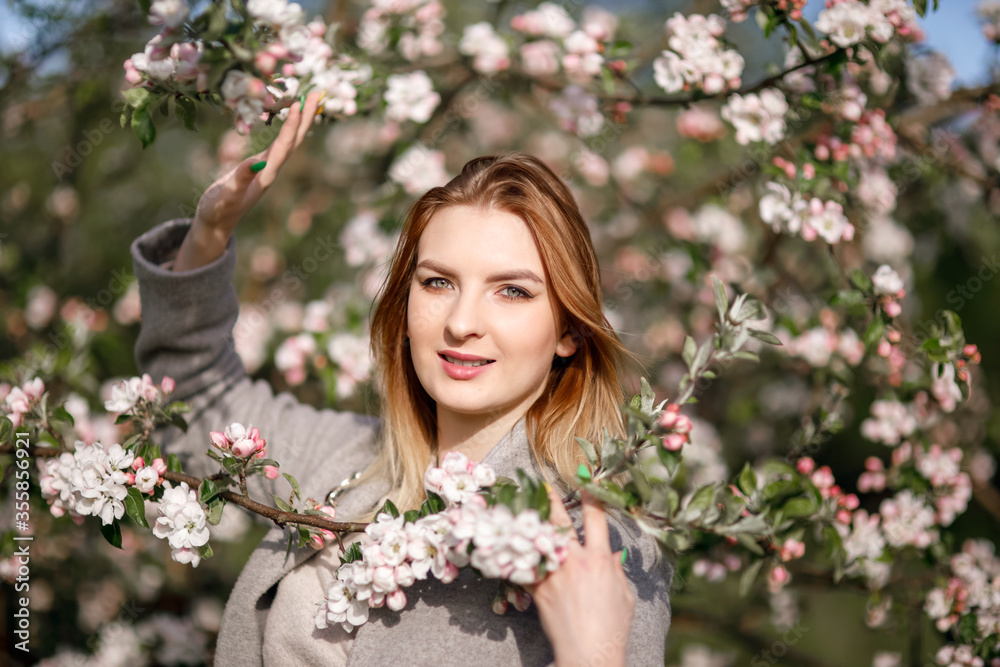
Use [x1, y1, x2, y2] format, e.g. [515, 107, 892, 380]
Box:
[131, 456, 145, 471]
[225, 422, 247, 442]
[210, 431, 229, 450]
[662, 434, 686, 451]
[796, 457, 815, 475]
[232, 438, 256, 458]
[264, 465, 280, 480]
[387, 589, 407, 611]
[160, 376, 176, 394]
[151, 458, 167, 475]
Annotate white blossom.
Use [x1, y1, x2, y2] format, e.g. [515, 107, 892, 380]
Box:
[721, 89, 788, 145]
[152, 481, 210, 567]
[384, 70, 441, 124]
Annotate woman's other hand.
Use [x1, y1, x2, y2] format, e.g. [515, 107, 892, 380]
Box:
[526, 486, 636, 667]
[172, 90, 325, 272]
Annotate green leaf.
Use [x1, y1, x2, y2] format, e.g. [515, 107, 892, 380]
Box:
[122, 87, 153, 109]
[657, 447, 681, 478]
[864, 317, 886, 348]
[199, 478, 220, 504]
[124, 487, 149, 528]
[849, 269, 873, 293]
[575, 437, 598, 465]
[122, 433, 142, 449]
[0, 416, 13, 446]
[379, 499, 400, 519]
[131, 106, 156, 148]
[781, 496, 817, 518]
[639, 376, 655, 414]
[737, 463, 758, 497]
[576, 463, 591, 482]
[167, 453, 183, 474]
[197, 542, 214, 559]
[206, 497, 225, 525]
[100, 519, 123, 549]
[273, 494, 294, 513]
[682, 335, 696, 368]
[731, 350, 760, 363]
[51, 406, 75, 426]
[403, 509, 420, 524]
[913, 0, 927, 17]
[712, 277, 728, 321]
[735, 298, 766, 322]
[340, 541, 362, 565]
[175, 96, 198, 130]
[169, 412, 188, 433]
[222, 457, 243, 475]
[739, 558, 764, 597]
[748, 329, 782, 346]
[282, 472, 300, 501]
[115, 414, 132, 425]
[737, 533, 764, 556]
[678, 484, 716, 523]
[829, 289, 865, 308]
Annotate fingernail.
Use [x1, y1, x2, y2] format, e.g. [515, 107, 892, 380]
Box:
[621, 547, 628, 564]
[250, 161, 267, 173]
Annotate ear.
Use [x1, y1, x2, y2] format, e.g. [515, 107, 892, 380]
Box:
[555, 324, 579, 359]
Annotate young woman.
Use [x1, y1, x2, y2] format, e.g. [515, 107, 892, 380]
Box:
[131, 91, 672, 666]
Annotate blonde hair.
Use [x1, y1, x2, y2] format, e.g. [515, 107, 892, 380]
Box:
[355, 152, 641, 520]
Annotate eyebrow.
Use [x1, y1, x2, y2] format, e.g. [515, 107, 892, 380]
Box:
[415, 259, 544, 284]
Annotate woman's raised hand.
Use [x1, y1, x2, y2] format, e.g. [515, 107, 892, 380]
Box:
[526, 487, 636, 667]
[172, 91, 325, 272]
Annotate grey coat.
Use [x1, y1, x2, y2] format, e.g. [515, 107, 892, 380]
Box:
[131, 218, 673, 666]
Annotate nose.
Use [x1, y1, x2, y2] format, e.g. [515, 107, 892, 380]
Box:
[444, 288, 485, 341]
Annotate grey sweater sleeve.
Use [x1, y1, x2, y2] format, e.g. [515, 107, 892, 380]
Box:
[131, 218, 379, 504]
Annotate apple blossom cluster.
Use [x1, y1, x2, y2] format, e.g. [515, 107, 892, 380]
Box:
[656, 403, 694, 451]
[37, 441, 135, 525]
[316, 452, 571, 632]
[720, 89, 789, 146]
[505, 5, 618, 83]
[722, 0, 806, 23]
[357, 0, 446, 62]
[758, 183, 855, 244]
[2, 377, 44, 428]
[383, 71, 441, 124]
[152, 481, 211, 567]
[815, 0, 918, 49]
[872, 264, 905, 316]
[549, 85, 604, 137]
[652, 13, 744, 95]
[459, 22, 511, 75]
[860, 399, 918, 445]
[388, 143, 451, 195]
[776, 325, 865, 368]
[124, 0, 380, 134]
[104, 373, 175, 416]
[123, 34, 209, 91]
[209, 422, 268, 459]
[424, 450, 498, 505]
[924, 539, 1000, 661]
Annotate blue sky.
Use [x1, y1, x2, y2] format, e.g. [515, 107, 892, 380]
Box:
[0, 0, 994, 84]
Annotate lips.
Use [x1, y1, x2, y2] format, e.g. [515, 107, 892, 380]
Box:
[439, 350, 495, 362]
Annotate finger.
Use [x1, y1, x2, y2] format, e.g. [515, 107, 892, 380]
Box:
[580, 489, 612, 554]
[255, 99, 304, 185]
[544, 483, 573, 529]
[293, 90, 323, 148]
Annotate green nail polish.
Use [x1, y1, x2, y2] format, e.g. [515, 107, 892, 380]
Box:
[621, 547, 628, 564]
[250, 161, 267, 173]
[299, 93, 307, 111]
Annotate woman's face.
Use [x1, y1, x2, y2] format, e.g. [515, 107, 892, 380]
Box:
[407, 205, 577, 426]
